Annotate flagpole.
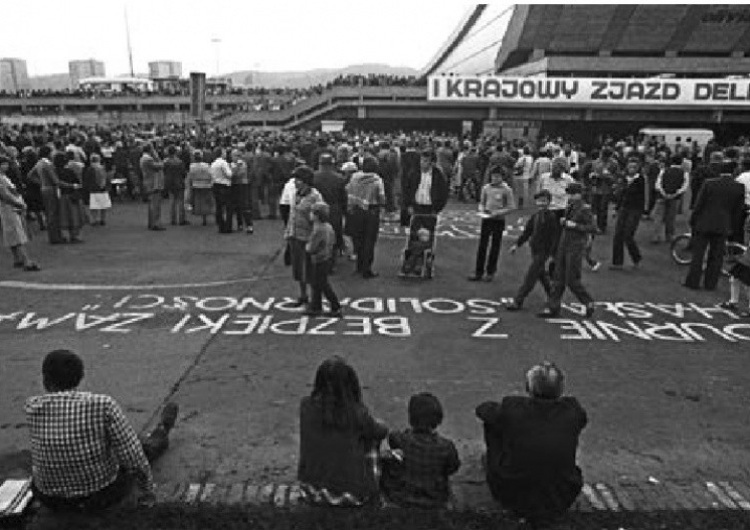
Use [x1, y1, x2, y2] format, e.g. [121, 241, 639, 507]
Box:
[125, 5, 135, 77]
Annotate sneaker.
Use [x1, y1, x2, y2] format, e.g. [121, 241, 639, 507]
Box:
[160, 402, 179, 432]
[505, 301, 523, 311]
[467, 275, 483, 282]
[536, 308, 560, 318]
[585, 303, 596, 318]
[246, 226, 254, 234]
[590, 261, 601, 272]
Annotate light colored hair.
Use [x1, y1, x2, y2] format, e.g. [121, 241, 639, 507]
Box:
[525, 362, 565, 400]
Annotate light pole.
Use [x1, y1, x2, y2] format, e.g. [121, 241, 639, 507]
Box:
[211, 38, 221, 78]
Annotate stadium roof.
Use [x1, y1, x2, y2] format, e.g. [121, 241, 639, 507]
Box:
[423, 4, 750, 77]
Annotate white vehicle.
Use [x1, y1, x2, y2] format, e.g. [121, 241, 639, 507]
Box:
[639, 127, 714, 153]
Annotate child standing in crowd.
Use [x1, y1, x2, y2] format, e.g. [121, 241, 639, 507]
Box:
[506, 190, 558, 311]
[305, 202, 342, 318]
[468, 166, 515, 282]
[381, 392, 460, 508]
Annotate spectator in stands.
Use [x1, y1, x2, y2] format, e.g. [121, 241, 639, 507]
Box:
[380, 392, 460, 508]
[475, 362, 587, 526]
[0, 155, 40, 271]
[184, 150, 214, 226]
[26, 350, 178, 514]
[298, 356, 387, 506]
[346, 157, 386, 279]
[163, 146, 188, 226]
[140, 143, 166, 231]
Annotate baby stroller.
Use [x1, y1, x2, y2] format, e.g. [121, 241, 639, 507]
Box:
[398, 214, 438, 279]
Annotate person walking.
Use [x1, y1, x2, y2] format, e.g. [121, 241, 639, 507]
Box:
[610, 156, 649, 270]
[684, 157, 745, 291]
[140, 143, 166, 231]
[304, 203, 342, 318]
[537, 182, 596, 318]
[468, 166, 515, 282]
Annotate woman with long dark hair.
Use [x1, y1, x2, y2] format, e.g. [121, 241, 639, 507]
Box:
[298, 356, 387, 506]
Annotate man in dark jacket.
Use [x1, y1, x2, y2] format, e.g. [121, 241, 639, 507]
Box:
[313, 154, 347, 261]
[400, 142, 421, 226]
[506, 190, 559, 311]
[690, 152, 722, 210]
[475, 362, 587, 525]
[684, 159, 745, 291]
[403, 150, 449, 220]
[610, 156, 649, 269]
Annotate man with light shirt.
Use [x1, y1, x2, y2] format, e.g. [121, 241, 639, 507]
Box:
[404, 150, 449, 219]
[210, 148, 233, 234]
[537, 157, 575, 221]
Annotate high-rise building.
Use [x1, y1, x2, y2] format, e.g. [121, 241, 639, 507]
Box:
[148, 61, 182, 79]
[0, 58, 30, 93]
[69, 59, 106, 88]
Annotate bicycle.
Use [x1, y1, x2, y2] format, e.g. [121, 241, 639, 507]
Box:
[670, 232, 746, 276]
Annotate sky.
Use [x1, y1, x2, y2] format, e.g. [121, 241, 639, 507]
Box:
[0, 0, 484, 76]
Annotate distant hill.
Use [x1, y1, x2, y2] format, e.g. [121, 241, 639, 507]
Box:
[224, 63, 419, 89]
[28, 64, 419, 91]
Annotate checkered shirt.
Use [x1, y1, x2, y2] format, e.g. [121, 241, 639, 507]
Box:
[25, 391, 154, 498]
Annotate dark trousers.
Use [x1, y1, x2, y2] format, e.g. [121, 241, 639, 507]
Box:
[250, 183, 263, 220]
[548, 244, 593, 310]
[515, 253, 552, 303]
[475, 218, 505, 277]
[232, 183, 253, 229]
[41, 188, 63, 243]
[591, 193, 609, 232]
[308, 260, 340, 312]
[147, 191, 163, 229]
[213, 184, 232, 233]
[612, 208, 642, 266]
[684, 231, 726, 290]
[168, 189, 185, 225]
[351, 207, 380, 273]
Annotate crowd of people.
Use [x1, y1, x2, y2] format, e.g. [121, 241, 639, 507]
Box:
[2, 123, 750, 315]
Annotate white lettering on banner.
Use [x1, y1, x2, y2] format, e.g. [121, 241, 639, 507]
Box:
[428, 76, 750, 107]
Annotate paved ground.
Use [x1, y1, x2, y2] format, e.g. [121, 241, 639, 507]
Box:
[1, 200, 749, 508]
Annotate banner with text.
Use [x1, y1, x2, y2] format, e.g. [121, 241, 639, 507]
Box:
[428, 76, 750, 107]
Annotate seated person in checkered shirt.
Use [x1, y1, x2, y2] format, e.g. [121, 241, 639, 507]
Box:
[380, 392, 461, 508]
[25, 350, 179, 512]
[475, 362, 587, 525]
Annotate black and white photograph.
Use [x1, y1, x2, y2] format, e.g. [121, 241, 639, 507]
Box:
[1, 2, 750, 529]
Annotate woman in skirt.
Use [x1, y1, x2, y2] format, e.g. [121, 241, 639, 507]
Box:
[0, 156, 40, 271]
[184, 150, 214, 226]
[83, 154, 111, 226]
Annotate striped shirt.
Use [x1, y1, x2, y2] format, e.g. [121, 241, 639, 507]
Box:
[26, 391, 154, 498]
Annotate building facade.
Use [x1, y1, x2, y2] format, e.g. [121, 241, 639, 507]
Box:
[69, 60, 106, 88]
[148, 61, 182, 79]
[0, 58, 30, 93]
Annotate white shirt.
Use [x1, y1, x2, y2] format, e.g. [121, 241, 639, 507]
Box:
[415, 170, 432, 205]
[736, 171, 750, 207]
[538, 172, 574, 211]
[209, 158, 232, 186]
[280, 178, 297, 206]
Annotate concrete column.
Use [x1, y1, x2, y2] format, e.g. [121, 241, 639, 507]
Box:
[488, 107, 498, 120]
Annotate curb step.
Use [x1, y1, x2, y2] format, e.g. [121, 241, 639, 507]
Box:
[139, 480, 750, 512]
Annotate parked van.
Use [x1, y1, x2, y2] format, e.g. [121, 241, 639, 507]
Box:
[639, 127, 714, 153]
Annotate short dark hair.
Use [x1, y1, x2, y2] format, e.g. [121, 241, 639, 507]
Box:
[361, 156, 379, 174]
[408, 392, 443, 430]
[420, 149, 436, 163]
[43, 350, 84, 391]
